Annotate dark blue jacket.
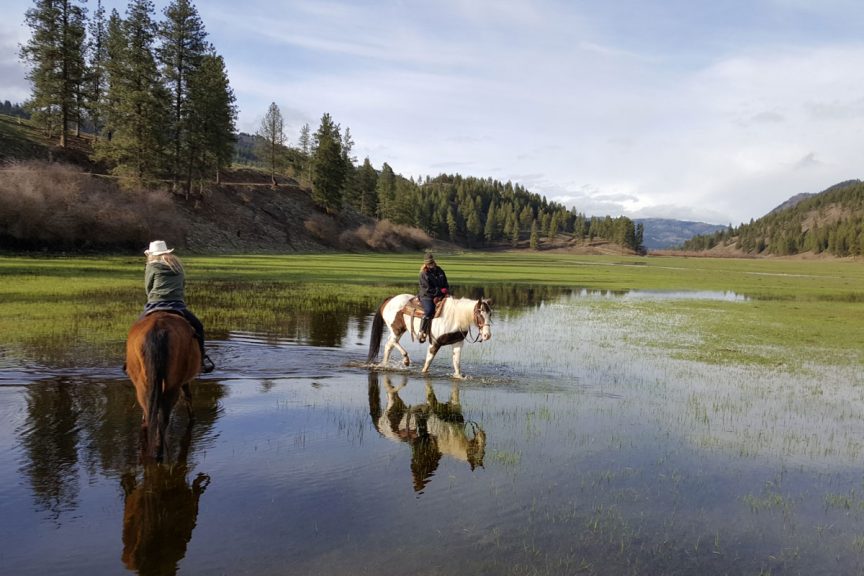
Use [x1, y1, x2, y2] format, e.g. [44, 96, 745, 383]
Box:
[419, 266, 449, 299]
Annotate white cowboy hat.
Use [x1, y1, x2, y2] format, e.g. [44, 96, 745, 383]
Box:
[144, 240, 174, 256]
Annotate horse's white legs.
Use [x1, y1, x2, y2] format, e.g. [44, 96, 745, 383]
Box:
[381, 332, 410, 367]
[421, 345, 439, 374]
[451, 342, 465, 379]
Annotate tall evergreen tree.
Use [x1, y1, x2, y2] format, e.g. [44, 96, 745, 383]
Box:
[297, 122, 311, 183]
[158, 0, 208, 189]
[20, 0, 87, 146]
[484, 201, 497, 243]
[311, 113, 346, 213]
[257, 102, 284, 186]
[186, 51, 236, 186]
[377, 162, 396, 220]
[95, 0, 169, 180]
[530, 219, 539, 249]
[83, 0, 108, 138]
[356, 157, 378, 217]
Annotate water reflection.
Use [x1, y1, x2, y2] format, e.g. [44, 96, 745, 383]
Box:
[368, 373, 486, 493]
[121, 427, 210, 576]
[18, 378, 139, 519]
[16, 377, 226, 520]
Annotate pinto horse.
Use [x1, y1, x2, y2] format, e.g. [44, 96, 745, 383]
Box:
[125, 311, 201, 462]
[367, 294, 492, 378]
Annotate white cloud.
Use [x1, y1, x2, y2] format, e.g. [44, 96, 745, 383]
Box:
[2, 0, 863, 226]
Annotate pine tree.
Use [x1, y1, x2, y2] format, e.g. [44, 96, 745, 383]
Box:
[530, 220, 539, 249]
[484, 201, 497, 244]
[311, 113, 346, 213]
[356, 157, 378, 217]
[95, 1, 169, 180]
[377, 162, 396, 220]
[297, 123, 311, 184]
[466, 207, 482, 246]
[83, 0, 108, 138]
[158, 0, 208, 189]
[257, 102, 285, 186]
[446, 207, 459, 242]
[186, 51, 236, 186]
[20, 0, 88, 146]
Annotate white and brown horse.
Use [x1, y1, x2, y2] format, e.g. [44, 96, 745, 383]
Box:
[367, 294, 492, 378]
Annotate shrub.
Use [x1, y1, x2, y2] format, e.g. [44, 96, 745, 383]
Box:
[0, 161, 186, 251]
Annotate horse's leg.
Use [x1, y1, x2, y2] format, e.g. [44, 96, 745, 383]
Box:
[451, 342, 465, 379]
[450, 380, 461, 406]
[382, 327, 410, 367]
[182, 382, 194, 420]
[421, 342, 441, 374]
[156, 387, 180, 462]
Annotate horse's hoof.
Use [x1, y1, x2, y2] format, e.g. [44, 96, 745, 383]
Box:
[402, 358, 410, 367]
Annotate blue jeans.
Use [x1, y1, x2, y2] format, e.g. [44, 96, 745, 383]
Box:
[420, 297, 435, 319]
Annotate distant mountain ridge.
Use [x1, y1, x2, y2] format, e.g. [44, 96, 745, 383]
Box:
[680, 179, 864, 257]
[767, 193, 814, 215]
[634, 218, 727, 250]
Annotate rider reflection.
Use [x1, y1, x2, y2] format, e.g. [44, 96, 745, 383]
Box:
[368, 373, 486, 493]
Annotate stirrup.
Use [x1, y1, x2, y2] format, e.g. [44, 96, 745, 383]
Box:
[418, 332, 427, 343]
[201, 354, 215, 374]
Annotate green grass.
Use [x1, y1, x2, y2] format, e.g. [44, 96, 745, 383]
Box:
[2, 252, 864, 367]
[0, 114, 50, 160]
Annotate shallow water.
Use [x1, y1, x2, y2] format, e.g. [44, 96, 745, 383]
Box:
[2, 288, 864, 575]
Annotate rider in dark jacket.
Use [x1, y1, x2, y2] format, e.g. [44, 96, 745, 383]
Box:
[418, 252, 450, 342]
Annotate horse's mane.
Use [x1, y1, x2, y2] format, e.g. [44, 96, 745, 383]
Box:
[441, 297, 474, 330]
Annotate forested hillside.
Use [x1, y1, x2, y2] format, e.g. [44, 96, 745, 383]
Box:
[4, 0, 644, 254]
[681, 180, 864, 256]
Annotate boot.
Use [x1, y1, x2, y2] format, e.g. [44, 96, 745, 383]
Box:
[201, 353, 215, 374]
[195, 335, 215, 373]
[418, 317, 431, 343]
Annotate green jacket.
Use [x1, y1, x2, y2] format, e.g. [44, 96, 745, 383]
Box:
[145, 261, 186, 304]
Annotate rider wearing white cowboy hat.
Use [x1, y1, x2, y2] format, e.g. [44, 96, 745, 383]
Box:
[142, 240, 214, 373]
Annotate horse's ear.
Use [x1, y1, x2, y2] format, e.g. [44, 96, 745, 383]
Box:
[484, 298, 493, 307]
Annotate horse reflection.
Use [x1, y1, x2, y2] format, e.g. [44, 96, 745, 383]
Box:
[120, 428, 209, 576]
[369, 373, 486, 492]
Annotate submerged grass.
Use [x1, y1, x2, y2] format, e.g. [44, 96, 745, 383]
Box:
[2, 252, 864, 367]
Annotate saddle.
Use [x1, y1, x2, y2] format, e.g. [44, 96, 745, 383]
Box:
[144, 307, 185, 318]
[401, 296, 448, 319]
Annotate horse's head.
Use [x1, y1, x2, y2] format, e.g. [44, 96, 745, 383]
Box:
[473, 299, 493, 341]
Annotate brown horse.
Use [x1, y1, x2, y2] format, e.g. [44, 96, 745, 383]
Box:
[125, 311, 201, 462]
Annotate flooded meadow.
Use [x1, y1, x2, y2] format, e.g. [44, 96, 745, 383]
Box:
[3, 278, 864, 575]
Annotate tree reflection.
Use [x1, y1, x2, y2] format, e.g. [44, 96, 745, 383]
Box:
[368, 372, 486, 493]
[17, 377, 225, 520]
[18, 378, 83, 519]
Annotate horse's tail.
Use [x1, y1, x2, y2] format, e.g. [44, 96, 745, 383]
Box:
[144, 324, 169, 456]
[367, 300, 387, 363]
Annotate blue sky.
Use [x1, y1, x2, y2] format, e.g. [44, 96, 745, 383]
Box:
[3, 0, 864, 224]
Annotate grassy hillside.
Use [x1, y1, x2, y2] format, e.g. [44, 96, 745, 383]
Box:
[0, 115, 640, 255]
[0, 114, 50, 162]
[681, 180, 864, 257]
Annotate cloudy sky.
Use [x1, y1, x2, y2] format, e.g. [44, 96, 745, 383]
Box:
[3, 0, 864, 224]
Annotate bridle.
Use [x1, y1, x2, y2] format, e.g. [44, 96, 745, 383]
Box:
[467, 300, 491, 343]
